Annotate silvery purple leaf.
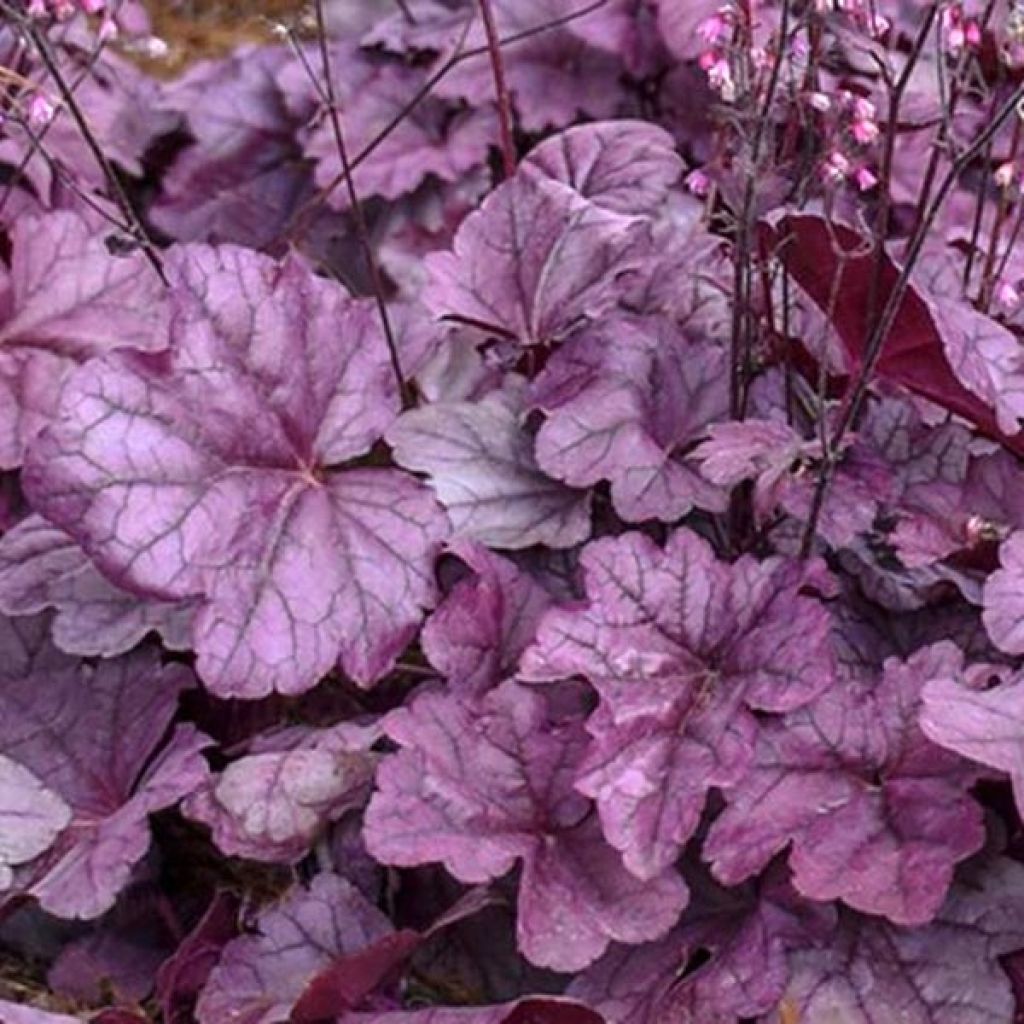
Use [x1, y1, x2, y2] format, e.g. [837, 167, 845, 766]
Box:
[364, 682, 687, 971]
[388, 389, 591, 549]
[0, 515, 195, 656]
[920, 667, 1024, 819]
[196, 873, 394, 1024]
[532, 315, 728, 522]
[0, 755, 71, 891]
[151, 47, 307, 248]
[773, 858, 1024, 1023]
[521, 528, 835, 880]
[0, 210, 168, 468]
[571, 867, 834, 1024]
[983, 532, 1024, 655]
[422, 542, 555, 697]
[305, 61, 492, 210]
[704, 642, 986, 925]
[423, 169, 649, 347]
[0, 646, 208, 918]
[24, 247, 448, 697]
[523, 121, 683, 216]
[422, 0, 628, 132]
[183, 722, 378, 863]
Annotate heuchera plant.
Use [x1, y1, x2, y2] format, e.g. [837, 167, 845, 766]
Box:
[6, 0, 1024, 1021]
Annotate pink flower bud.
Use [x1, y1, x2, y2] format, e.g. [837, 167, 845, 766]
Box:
[685, 169, 711, 197]
[996, 281, 1021, 312]
[995, 162, 1017, 188]
[854, 166, 878, 191]
[25, 91, 55, 131]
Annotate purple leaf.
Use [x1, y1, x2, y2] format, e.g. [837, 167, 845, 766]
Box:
[775, 857, 1024, 1023]
[983, 532, 1024, 655]
[0, 755, 70, 891]
[291, 930, 422, 1022]
[387, 389, 591, 550]
[0, 210, 168, 468]
[48, 884, 178, 1006]
[364, 682, 688, 971]
[345, 999, 603, 1024]
[523, 120, 683, 216]
[0, 1004, 80, 1024]
[305, 61, 492, 209]
[0, 515, 195, 656]
[418, 0, 628, 133]
[23, 247, 448, 696]
[150, 47, 309, 249]
[156, 892, 240, 1024]
[532, 316, 729, 522]
[571, 868, 834, 1024]
[0, 646, 208, 918]
[195, 873, 393, 1024]
[423, 169, 649, 347]
[920, 668, 1024, 819]
[521, 528, 835, 880]
[704, 642, 986, 925]
[183, 722, 378, 863]
[422, 541, 555, 697]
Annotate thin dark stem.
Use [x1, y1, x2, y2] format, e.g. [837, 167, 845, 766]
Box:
[864, 6, 938, 336]
[394, 0, 416, 24]
[4, 3, 167, 285]
[978, 116, 1022, 309]
[730, 0, 791, 421]
[311, 0, 410, 410]
[279, 0, 608, 242]
[477, 0, 516, 178]
[798, 83, 1024, 554]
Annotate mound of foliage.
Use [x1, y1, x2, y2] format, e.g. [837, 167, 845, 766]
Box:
[4, 0, 1024, 1021]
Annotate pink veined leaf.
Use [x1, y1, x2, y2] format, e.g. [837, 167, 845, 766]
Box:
[150, 46, 311, 249]
[421, 541, 556, 698]
[704, 642, 986, 925]
[531, 314, 729, 522]
[195, 873, 398, 1024]
[523, 120, 683, 217]
[0, 643, 209, 919]
[23, 245, 449, 698]
[422, 166, 650, 347]
[363, 681, 688, 972]
[182, 721, 379, 863]
[920, 664, 1024, 820]
[303, 59, 493, 210]
[0, 755, 71, 891]
[521, 527, 836, 881]
[388, 387, 591, 550]
[409, 0, 629, 133]
[343, 1000, 603, 1024]
[983, 532, 1024, 656]
[0, 514, 196, 657]
[0, 209, 168, 468]
[772, 857, 1024, 1024]
[571, 865, 836, 1024]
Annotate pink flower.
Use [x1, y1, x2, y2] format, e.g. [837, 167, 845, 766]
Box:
[686, 169, 712, 197]
[996, 281, 1021, 313]
[822, 150, 851, 185]
[25, 92, 55, 131]
[854, 166, 878, 191]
